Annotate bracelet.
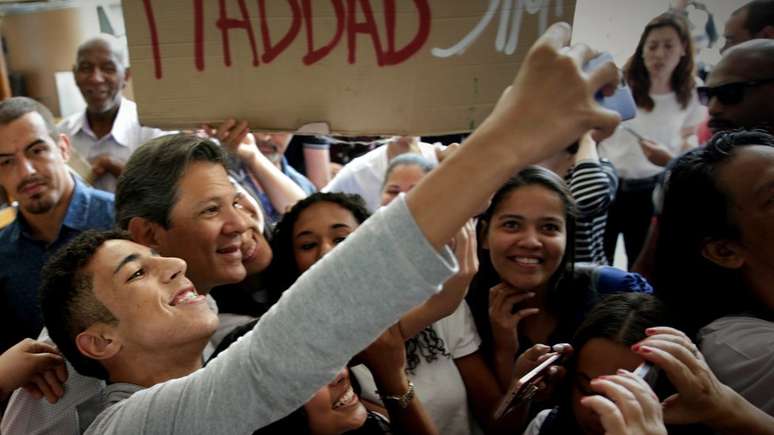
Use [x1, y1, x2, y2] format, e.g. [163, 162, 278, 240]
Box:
[376, 380, 415, 409]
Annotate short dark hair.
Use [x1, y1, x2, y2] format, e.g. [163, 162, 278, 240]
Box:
[653, 129, 774, 337]
[0, 96, 58, 141]
[737, 0, 774, 34]
[267, 192, 371, 299]
[39, 229, 131, 380]
[115, 133, 228, 229]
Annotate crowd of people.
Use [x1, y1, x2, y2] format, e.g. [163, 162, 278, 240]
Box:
[0, 1, 773, 434]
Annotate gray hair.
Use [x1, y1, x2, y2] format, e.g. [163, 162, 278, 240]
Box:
[383, 154, 436, 188]
[76, 34, 129, 68]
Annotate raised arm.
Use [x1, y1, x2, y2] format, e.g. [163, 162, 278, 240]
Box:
[407, 24, 620, 250]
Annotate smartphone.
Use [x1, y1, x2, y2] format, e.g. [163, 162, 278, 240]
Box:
[622, 126, 648, 142]
[583, 52, 637, 121]
[494, 353, 563, 420]
[633, 361, 659, 387]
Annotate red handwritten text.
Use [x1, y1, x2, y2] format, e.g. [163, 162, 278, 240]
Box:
[140, 0, 432, 79]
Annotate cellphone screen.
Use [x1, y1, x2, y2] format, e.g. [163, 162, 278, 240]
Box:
[494, 353, 563, 419]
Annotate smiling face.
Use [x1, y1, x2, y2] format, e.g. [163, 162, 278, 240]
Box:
[381, 164, 427, 206]
[153, 162, 249, 292]
[236, 193, 273, 275]
[484, 184, 567, 293]
[292, 201, 361, 273]
[571, 338, 643, 435]
[74, 39, 128, 115]
[86, 239, 218, 353]
[642, 25, 686, 81]
[0, 112, 74, 216]
[304, 368, 367, 435]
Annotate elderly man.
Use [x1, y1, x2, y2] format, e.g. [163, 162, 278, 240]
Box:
[701, 39, 774, 133]
[31, 23, 621, 434]
[58, 34, 167, 192]
[721, 0, 774, 53]
[0, 97, 114, 355]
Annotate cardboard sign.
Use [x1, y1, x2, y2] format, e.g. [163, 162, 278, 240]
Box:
[123, 0, 576, 135]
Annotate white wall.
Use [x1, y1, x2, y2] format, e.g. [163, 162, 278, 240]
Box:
[572, 0, 750, 68]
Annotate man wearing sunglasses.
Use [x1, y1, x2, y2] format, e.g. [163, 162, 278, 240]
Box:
[700, 39, 774, 133]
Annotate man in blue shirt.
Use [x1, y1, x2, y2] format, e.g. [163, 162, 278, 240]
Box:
[0, 97, 114, 354]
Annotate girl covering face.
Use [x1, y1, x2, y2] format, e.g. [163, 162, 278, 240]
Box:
[523, 293, 671, 435]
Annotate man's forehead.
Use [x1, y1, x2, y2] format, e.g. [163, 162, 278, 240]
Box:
[77, 42, 121, 64]
[717, 146, 774, 201]
[708, 56, 756, 86]
[175, 162, 236, 204]
[95, 239, 150, 264]
[0, 112, 53, 152]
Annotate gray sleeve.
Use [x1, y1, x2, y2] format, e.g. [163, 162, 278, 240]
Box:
[85, 195, 458, 434]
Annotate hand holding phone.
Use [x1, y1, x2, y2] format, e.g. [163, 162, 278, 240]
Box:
[633, 361, 660, 387]
[583, 53, 637, 121]
[494, 352, 564, 419]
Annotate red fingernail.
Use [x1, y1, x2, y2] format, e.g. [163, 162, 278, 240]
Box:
[631, 343, 641, 351]
[638, 346, 652, 354]
[645, 328, 656, 335]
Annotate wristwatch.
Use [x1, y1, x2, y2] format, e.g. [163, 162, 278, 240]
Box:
[376, 380, 415, 409]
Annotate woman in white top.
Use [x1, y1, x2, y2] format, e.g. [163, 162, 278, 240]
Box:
[599, 13, 706, 267]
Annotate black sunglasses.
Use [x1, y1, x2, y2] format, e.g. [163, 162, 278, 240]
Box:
[697, 78, 774, 106]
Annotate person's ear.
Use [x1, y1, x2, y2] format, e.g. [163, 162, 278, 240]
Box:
[757, 25, 774, 39]
[701, 239, 745, 269]
[56, 133, 72, 162]
[76, 324, 122, 361]
[123, 67, 132, 87]
[127, 216, 165, 251]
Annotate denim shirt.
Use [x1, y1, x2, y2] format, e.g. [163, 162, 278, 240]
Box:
[0, 177, 114, 352]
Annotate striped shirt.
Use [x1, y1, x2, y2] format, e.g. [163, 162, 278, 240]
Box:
[566, 159, 618, 265]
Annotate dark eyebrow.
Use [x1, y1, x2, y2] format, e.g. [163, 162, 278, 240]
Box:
[754, 180, 774, 197]
[113, 253, 140, 276]
[113, 250, 160, 276]
[295, 223, 353, 239]
[496, 214, 523, 222]
[0, 139, 45, 158]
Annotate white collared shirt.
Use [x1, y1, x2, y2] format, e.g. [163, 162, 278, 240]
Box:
[58, 97, 169, 192]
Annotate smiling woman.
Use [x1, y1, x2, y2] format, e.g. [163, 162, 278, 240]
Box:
[466, 166, 653, 403]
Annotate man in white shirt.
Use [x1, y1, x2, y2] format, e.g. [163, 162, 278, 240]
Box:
[58, 34, 166, 192]
[323, 136, 440, 212]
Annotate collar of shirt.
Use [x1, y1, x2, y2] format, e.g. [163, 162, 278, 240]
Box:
[64, 97, 138, 148]
[8, 176, 96, 243]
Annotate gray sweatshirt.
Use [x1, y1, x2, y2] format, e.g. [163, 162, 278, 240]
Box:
[84, 196, 457, 434]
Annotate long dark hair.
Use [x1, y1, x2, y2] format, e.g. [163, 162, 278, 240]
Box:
[267, 192, 371, 298]
[539, 293, 669, 434]
[653, 129, 774, 338]
[267, 192, 449, 372]
[467, 166, 578, 363]
[625, 13, 695, 111]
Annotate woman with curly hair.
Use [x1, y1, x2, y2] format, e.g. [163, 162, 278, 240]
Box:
[599, 13, 707, 266]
